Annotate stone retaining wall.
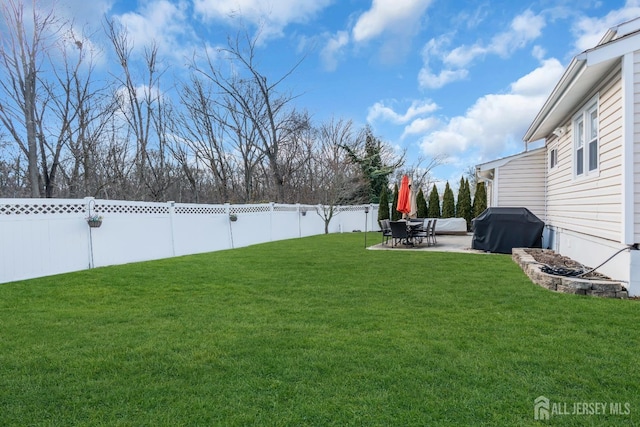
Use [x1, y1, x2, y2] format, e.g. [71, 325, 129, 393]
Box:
[512, 248, 628, 299]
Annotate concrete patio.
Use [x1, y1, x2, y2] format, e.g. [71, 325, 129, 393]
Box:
[368, 232, 483, 254]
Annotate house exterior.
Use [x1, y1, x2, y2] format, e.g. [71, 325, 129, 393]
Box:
[476, 147, 546, 221]
[477, 17, 640, 296]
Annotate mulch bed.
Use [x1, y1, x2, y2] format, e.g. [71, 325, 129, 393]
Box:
[523, 248, 610, 280]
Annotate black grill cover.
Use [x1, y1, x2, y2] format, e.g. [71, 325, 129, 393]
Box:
[471, 207, 544, 254]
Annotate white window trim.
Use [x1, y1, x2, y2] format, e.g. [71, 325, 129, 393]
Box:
[572, 95, 599, 180]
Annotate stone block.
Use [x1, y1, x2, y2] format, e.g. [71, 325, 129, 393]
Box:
[527, 264, 541, 278]
[556, 284, 587, 295]
[535, 272, 560, 290]
[586, 290, 618, 298]
[560, 279, 592, 291]
[616, 291, 629, 299]
[590, 282, 623, 292]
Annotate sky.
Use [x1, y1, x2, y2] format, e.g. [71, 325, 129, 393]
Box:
[45, 0, 640, 191]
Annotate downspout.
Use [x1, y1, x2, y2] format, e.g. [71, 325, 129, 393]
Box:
[621, 51, 639, 296]
[622, 51, 635, 245]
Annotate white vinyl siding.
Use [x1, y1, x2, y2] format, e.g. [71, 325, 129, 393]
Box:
[546, 67, 623, 242]
[494, 149, 546, 220]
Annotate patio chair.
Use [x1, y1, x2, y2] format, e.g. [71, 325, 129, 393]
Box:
[420, 219, 432, 246]
[380, 219, 392, 245]
[408, 218, 425, 227]
[428, 219, 437, 245]
[409, 219, 428, 244]
[390, 221, 410, 247]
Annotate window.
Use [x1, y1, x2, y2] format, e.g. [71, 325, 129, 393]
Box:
[549, 147, 558, 170]
[573, 99, 598, 177]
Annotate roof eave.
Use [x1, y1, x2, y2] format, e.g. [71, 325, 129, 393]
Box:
[524, 25, 640, 143]
[523, 58, 585, 143]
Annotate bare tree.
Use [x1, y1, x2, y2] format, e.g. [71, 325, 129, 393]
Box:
[278, 109, 313, 200]
[173, 75, 238, 202]
[0, 0, 60, 197]
[398, 154, 446, 198]
[312, 117, 361, 233]
[44, 26, 118, 198]
[106, 19, 172, 201]
[146, 90, 175, 201]
[195, 30, 305, 202]
[0, 138, 28, 197]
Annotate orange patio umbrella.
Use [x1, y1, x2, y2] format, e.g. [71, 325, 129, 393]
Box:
[397, 175, 411, 215]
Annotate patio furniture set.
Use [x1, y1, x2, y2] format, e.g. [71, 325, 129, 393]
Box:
[380, 218, 438, 248]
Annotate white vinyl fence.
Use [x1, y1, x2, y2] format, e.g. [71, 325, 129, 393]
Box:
[0, 198, 379, 284]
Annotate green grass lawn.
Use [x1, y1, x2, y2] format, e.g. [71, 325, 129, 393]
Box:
[1, 232, 639, 426]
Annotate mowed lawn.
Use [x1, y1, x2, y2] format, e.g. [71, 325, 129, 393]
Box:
[1, 232, 639, 426]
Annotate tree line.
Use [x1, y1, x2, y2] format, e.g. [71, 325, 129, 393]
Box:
[0, 1, 405, 205]
[378, 178, 488, 231]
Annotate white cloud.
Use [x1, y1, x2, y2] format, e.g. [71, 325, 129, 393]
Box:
[319, 31, 349, 71]
[444, 10, 545, 68]
[193, 0, 332, 41]
[351, 0, 433, 43]
[114, 0, 195, 60]
[367, 100, 438, 125]
[531, 45, 546, 61]
[443, 45, 486, 69]
[419, 57, 564, 163]
[38, 0, 115, 24]
[510, 58, 564, 96]
[418, 10, 545, 90]
[418, 67, 468, 89]
[402, 117, 441, 137]
[418, 35, 469, 89]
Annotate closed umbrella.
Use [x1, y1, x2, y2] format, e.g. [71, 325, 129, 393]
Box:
[397, 175, 411, 215]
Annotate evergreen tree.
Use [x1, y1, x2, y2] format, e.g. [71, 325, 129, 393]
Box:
[391, 183, 401, 220]
[455, 177, 464, 219]
[427, 185, 441, 218]
[473, 181, 488, 218]
[442, 181, 455, 218]
[464, 178, 472, 229]
[378, 187, 390, 224]
[340, 127, 400, 203]
[456, 176, 472, 231]
[416, 188, 428, 218]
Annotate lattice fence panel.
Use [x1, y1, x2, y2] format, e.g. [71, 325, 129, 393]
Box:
[0, 202, 85, 216]
[273, 205, 299, 212]
[230, 205, 271, 214]
[95, 203, 170, 215]
[337, 205, 370, 213]
[174, 205, 226, 215]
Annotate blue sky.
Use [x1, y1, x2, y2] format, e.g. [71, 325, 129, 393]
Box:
[49, 0, 640, 191]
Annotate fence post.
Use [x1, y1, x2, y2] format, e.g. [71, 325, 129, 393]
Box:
[225, 203, 234, 249]
[84, 197, 95, 269]
[369, 203, 375, 231]
[270, 202, 275, 242]
[168, 201, 176, 257]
